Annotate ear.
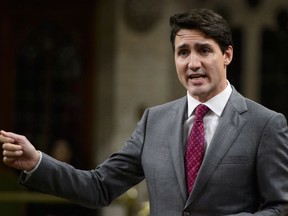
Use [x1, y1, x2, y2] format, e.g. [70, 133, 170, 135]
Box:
[224, 45, 233, 66]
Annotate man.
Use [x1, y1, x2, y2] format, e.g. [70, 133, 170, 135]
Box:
[1, 8, 288, 215]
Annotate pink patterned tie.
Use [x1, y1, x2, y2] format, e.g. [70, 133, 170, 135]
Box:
[185, 104, 210, 194]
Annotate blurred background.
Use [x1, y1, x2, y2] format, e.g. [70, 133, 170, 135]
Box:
[0, 0, 288, 215]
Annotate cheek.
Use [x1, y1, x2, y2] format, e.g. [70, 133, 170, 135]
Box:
[175, 65, 186, 84]
[175, 60, 187, 72]
[206, 59, 223, 74]
[176, 68, 184, 82]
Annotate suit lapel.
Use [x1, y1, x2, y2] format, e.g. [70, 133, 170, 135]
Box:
[167, 97, 188, 201]
[185, 89, 248, 206]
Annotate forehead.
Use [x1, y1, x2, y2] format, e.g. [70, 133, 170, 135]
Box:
[175, 29, 217, 48]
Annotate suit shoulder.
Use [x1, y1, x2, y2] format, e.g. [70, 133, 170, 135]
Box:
[243, 97, 287, 125]
[139, 96, 186, 122]
[149, 96, 186, 112]
[231, 88, 279, 117]
[245, 97, 277, 115]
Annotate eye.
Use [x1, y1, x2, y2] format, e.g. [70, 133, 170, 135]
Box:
[177, 49, 190, 57]
[199, 46, 212, 56]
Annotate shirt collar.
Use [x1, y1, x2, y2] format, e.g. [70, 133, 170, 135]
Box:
[187, 81, 232, 117]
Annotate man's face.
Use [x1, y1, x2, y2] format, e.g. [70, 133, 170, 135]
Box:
[174, 29, 233, 102]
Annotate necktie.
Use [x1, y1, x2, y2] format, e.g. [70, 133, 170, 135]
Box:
[185, 104, 210, 194]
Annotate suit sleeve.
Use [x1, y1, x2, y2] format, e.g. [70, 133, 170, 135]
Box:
[18, 110, 149, 208]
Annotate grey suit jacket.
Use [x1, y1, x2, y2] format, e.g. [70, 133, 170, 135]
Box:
[20, 88, 288, 215]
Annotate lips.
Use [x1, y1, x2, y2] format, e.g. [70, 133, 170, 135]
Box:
[188, 74, 206, 79]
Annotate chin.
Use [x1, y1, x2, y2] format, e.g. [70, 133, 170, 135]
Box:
[189, 86, 206, 94]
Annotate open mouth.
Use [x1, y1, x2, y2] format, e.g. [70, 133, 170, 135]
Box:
[188, 74, 206, 79]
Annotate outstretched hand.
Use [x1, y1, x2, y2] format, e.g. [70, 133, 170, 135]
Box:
[1, 130, 40, 171]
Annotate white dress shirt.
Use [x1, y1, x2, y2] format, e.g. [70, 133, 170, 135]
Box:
[184, 81, 232, 150]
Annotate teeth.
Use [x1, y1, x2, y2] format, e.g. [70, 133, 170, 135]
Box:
[189, 74, 205, 79]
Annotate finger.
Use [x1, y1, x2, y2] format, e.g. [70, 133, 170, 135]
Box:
[3, 157, 16, 164]
[0, 130, 23, 142]
[3, 149, 23, 157]
[0, 134, 14, 144]
[2, 143, 22, 151]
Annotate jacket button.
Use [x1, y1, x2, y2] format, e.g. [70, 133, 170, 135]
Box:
[183, 212, 190, 216]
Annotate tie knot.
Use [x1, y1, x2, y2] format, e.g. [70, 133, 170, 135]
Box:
[195, 104, 210, 120]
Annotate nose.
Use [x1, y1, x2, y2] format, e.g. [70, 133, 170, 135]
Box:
[188, 53, 201, 71]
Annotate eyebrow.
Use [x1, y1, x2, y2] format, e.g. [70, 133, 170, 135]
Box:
[176, 42, 212, 50]
[176, 43, 189, 50]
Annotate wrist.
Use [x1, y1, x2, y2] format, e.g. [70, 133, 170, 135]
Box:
[25, 151, 42, 174]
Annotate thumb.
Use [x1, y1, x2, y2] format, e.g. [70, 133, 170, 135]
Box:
[0, 130, 20, 143]
[0, 131, 15, 143]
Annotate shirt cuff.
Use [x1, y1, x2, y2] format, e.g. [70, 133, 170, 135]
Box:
[24, 151, 42, 175]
